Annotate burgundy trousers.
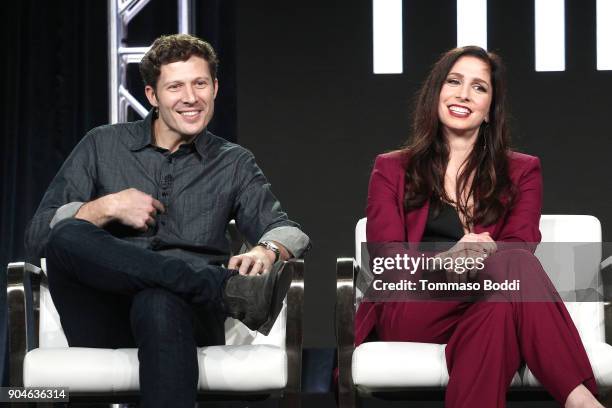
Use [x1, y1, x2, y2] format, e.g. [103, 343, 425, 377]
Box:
[375, 249, 598, 408]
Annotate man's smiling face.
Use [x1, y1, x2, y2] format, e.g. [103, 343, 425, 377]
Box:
[145, 55, 218, 140]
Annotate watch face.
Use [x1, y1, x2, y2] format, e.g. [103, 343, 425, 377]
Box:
[257, 241, 279, 252]
[261, 241, 277, 251]
[260, 241, 280, 261]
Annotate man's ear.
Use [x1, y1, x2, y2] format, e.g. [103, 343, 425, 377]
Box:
[213, 78, 219, 99]
[144, 85, 158, 107]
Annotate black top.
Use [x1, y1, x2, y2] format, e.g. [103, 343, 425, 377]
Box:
[420, 202, 464, 250]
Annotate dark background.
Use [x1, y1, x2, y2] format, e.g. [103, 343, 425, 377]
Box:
[235, 0, 612, 348]
[2, 0, 611, 389]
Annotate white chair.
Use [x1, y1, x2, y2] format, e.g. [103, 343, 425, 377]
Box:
[336, 215, 612, 407]
[7, 223, 304, 407]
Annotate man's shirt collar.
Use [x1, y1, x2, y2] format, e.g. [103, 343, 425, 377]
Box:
[129, 110, 156, 151]
[193, 130, 210, 158]
[129, 109, 209, 158]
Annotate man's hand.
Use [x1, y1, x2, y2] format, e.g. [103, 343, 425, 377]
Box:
[228, 246, 276, 276]
[76, 188, 165, 230]
[108, 188, 165, 231]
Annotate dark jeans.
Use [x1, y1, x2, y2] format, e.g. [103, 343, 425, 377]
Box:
[45, 218, 234, 408]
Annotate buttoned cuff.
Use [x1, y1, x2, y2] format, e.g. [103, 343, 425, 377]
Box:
[260, 226, 311, 258]
[50, 202, 85, 228]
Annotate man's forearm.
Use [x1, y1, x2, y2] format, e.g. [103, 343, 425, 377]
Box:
[75, 195, 115, 227]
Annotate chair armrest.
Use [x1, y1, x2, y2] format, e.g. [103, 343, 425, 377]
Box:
[602, 256, 612, 344]
[227, 220, 303, 396]
[602, 255, 612, 295]
[284, 258, 304, 395]
[336, 257, 357, 405]
[6, 262, 44, 387]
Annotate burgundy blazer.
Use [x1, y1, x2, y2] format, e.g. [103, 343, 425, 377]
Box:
[354, 149, 543, 346]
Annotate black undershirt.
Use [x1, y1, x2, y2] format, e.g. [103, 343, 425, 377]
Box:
[420, 202, 464, 251]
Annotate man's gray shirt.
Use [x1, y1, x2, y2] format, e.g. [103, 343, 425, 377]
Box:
[25, 112, 310, 268]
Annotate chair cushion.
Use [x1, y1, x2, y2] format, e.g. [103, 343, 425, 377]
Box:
[521, 341, 612, 388]
[352, 341, 612, 391]
[24, 345, 287, 392]
[38, 285, 288, 349]
[352, 342, 451, 389]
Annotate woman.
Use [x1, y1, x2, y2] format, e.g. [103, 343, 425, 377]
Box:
[355, 46, 602, 408]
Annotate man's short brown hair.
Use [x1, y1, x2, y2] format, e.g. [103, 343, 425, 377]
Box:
[139, 34, 219, 89]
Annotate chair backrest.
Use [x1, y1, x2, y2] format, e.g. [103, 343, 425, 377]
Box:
[537, 215, 604, 344]
[354, 215, 605, 344]
[38, 281, 286, 349]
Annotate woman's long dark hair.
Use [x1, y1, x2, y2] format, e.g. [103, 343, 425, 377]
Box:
[404, 46, 516, 228]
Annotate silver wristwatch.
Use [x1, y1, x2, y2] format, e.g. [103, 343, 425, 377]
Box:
[256, 241, 281, 263]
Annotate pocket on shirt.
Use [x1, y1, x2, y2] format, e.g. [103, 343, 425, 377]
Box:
[180, 192, 230, 243]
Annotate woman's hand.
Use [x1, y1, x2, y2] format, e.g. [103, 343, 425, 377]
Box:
[457, 231, 497, 255]
[438, 232, 496, 283]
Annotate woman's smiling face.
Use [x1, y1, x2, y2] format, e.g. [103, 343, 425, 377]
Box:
[438, 55, 492, 140]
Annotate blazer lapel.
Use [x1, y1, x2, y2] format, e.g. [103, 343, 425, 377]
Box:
[405, 200, 430, 246]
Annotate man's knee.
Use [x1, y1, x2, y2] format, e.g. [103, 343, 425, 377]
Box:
[47, 218, 94, 254]
[130, 288, 192, 339]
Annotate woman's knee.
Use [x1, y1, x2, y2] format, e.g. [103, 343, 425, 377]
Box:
[491, 248, 537, 263]
[485, 248, 543, 277]
[470, 301, 514, 320]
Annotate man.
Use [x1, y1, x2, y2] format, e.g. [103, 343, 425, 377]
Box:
[25, 34, 309, 408]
